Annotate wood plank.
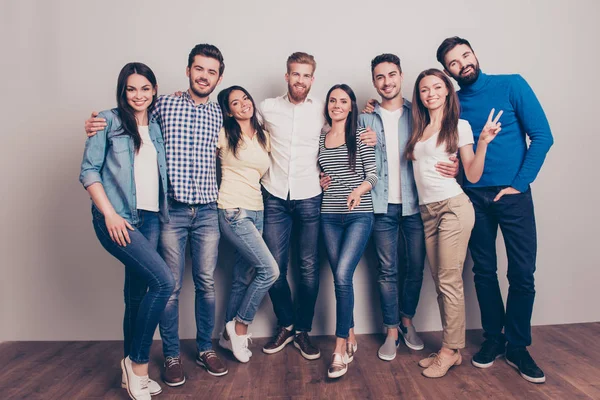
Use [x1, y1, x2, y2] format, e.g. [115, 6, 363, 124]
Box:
[0, 323, 598, 400]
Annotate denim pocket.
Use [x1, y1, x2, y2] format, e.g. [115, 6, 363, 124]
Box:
[223, 208, 241, 223]
[110, 136, 131, 153]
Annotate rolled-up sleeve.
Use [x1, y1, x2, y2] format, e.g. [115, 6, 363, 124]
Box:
[79, 111, 111, 189]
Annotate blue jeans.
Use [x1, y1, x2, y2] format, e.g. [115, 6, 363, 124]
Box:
[263, 190, 322, 332]
[93, 208, 175, 364]
[219, 208, 279, 324]
[372, 204, 426, 326]
[464, 187, 537, 347]
[159, 200, 220, 355]
[321, 212, 374, 338]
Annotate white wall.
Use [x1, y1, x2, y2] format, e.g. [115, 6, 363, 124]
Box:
[1, 0, 599, 341]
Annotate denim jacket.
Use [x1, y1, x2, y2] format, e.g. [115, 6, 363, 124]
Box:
[79, 108, 169, 224]
[357, 100, 419, 216]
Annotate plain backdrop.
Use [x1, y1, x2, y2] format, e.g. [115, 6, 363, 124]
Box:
[1, 0, 599, 342]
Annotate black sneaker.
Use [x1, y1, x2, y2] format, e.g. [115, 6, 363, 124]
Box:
[472, 336, 506, 368]
[505, 347, 546, 384]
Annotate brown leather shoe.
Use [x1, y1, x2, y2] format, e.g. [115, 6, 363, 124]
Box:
[163, 356, 186, 387]
[293, 332, 321, 360]
[262, 326, 295, 354]
[196, 350, 228, 377]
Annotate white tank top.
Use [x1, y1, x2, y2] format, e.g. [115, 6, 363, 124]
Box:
[412, 119, 474, 205]
[134, 125, 159, 212]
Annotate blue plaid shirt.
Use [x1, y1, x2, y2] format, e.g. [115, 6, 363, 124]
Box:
[152, 92, 222, 204]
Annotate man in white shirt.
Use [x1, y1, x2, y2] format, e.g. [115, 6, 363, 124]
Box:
[260, 52, 325, 360]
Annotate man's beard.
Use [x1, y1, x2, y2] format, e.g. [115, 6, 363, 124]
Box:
[453, 62, 481, 86]
[189, 76, 214, 99]
[288, 82, 310, 103]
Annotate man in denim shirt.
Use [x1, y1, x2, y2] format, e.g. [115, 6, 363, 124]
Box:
[358, 54, 458, 361]
[85, 44, 228, 384]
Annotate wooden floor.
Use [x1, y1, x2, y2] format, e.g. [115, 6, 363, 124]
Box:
[1, 323, 599, 399]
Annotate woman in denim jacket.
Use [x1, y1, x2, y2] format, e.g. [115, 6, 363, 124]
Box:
[79, 62, 173, 400]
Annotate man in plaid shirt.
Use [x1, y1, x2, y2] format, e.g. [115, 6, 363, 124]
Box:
[85, 44, 228, 385]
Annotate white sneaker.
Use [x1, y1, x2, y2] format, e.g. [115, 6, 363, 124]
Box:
[220, 330, 252, 357]
[121, 357, 151, 400]
[219, 330, 233, 352]
[225, 320, 251, 363]
[121, 370, 162, 396]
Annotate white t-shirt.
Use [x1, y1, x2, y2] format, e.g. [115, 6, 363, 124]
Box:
[413, 119, 474, 205]
[134, 126, 159, 212]
[379, 107, 402, 204]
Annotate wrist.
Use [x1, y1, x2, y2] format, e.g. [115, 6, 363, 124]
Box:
[104, 210, 118, 218]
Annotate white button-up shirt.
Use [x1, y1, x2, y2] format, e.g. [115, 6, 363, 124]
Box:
[260, 94, 325, 200]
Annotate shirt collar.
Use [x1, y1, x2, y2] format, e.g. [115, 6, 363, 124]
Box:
[374, 97, 411, 115]
[283, 93, 314, 104]
[183, 90, 214, 106]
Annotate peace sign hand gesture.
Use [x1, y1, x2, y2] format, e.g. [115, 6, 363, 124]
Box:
[479, 108, 503, 145]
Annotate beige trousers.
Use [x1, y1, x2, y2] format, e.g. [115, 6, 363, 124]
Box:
[420, 192, 475, 349]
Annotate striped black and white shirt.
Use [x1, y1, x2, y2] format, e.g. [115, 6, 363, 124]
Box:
[318, 128, 378, 213]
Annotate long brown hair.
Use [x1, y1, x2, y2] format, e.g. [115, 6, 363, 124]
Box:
[116, 62, 158, 153]
[324, 84, 359, 171]
[217, 86, 268, 158]
[405, 69, 460, 160]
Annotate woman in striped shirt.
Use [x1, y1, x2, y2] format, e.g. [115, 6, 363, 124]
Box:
[318, 84, 378, 379]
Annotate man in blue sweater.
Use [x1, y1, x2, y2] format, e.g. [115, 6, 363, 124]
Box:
[436, 37, 553, 384]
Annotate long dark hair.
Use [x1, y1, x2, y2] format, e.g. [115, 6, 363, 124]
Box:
[324, 84, 359, 171]
[405, 69, 460, 160]
[116, 62, 158, 152]
[217, 86, 267, 158]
